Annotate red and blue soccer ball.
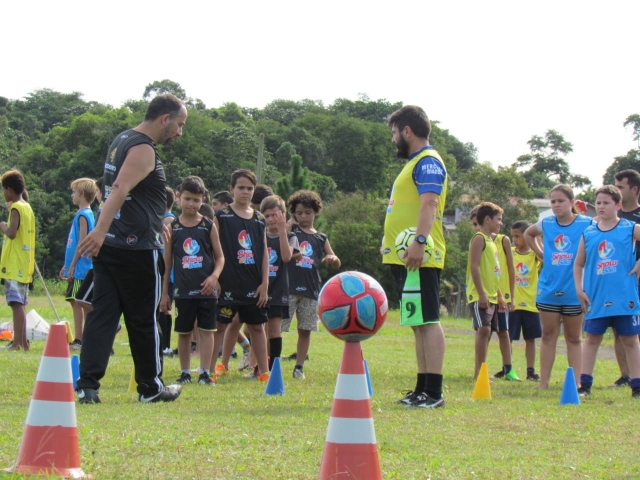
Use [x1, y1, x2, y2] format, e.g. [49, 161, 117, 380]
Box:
[318, 271, 388, 342]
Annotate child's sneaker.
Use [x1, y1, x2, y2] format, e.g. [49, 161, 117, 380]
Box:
[578, 386, 591, 397]
[176, 372, 192, 384]
[612, 375, 630, 387]
[632, 387, 640, 399]
[76, 388, 101, 404]
[407, 392, 445, 409]
[238, 350, 251, 371]
[293, 366, 305, 379]
[215, 364, 228, 376]
[504, 370, 522, 381]
[398, 390, 418, 405]
[243, 367, 259, 380]
[491, 370, 505, 379]
[526, 372, 540, 382]
[198, 372, 216, 386]
[258, 372, 270, 382]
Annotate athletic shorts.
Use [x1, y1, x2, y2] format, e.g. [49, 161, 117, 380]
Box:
[535, 303, 583, 316]
[5, 279, 28, 306]
[267, 305, 289, 320]
[174, 298, 217, 333]
[65, 278, 82, 302]
[390, 265, 441, 325]
[509, 310, 542, 340]
[75, 269, 94, 305]
[469, 302, 498, 331]
[217, 303, 268, 325]
[584, 315, 640, 336]
[283, 294, 319, 332]
[496, 310, 509, 332]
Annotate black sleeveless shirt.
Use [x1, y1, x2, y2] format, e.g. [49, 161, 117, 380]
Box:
[170, 217, 215, 299]
[288, 224, 327, 300]
[102, 129, 166, 250]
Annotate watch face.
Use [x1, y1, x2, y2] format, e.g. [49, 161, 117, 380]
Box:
[415, 235, 427, 244]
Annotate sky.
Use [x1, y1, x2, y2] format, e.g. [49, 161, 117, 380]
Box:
[2, 1, 639, 187]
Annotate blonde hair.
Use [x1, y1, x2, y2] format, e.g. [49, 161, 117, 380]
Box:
[260, 195, 286, 214]
[71, 178, 98, 203]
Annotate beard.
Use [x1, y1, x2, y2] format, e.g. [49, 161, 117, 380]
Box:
[395, 135, 410, 159]
[160, 124, 175, 146]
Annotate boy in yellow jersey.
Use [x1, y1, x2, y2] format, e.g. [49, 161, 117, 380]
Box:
[0, 170, 36, 351]
[509, 221, 542, 381]
[466, 202, 502, 380]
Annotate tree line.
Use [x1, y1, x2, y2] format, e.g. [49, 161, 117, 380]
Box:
[0, 79, 637, 304]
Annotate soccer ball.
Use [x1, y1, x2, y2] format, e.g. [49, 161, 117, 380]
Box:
[394, 227, 434, 264]
[318, 271, 388, 342]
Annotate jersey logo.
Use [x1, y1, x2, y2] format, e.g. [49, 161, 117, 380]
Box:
[516, 262, 529, 275]
[238, 230, 252, 249]
[554, 234, 570, 251]
[300, 241, 313, 257]
[268, 248, 278, 264]
[183, 238, 200, 255]
[597, 240, 614, 259]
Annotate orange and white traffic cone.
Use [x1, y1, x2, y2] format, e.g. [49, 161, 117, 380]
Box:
[5, 323, 86, 478]
[319, 341, 381, 480]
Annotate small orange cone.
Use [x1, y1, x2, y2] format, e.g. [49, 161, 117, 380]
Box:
[319, 342, 381, 480]
[5, 323, 86, 478]
[471, 362, 492, 400]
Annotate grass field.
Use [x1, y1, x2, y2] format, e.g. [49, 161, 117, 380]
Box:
[0, 295, 637, 479]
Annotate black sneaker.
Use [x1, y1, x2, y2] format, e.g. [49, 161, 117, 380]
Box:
[284, 353, 310, 361]
[578, 386, 591, 397]
[613, 375, 630, 387]
[632, 387, 640, 399]
[139, 384, 182, 403]
[198, 372, 215, 386]
[176, 372, 192, 384]
[491, 370, 504, 379]
[69, 339, 82, 351]
[77, 388, 101, 404]
[526, 372, 540, 382]
[398, 390, 418, 405]
[408, 392, 445, 409]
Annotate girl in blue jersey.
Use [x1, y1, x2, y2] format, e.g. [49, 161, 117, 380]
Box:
[524, 184, 593, 389]
[574, 185, 640, 399]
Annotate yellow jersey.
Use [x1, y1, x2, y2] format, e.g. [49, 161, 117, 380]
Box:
[0, 201, 36, 283]
[466, 232, 500, 304]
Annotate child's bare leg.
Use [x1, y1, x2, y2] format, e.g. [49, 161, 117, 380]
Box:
[198, 330, 214, 373]
[211, 322, 228, 371]
[497, 330, 512, 367]
[178, 333, 192, 371]
[525, 338, 536, 370]
[620, 334, 640, 380]
[9, 303, 27, 350]
[474, 326, 491, 379]
[221, 315, 241, 369]
[247, 323, 268, 375]
[563, 315, 583, 387]
[71, 300, 84, 341]
[581, 333, 602, 376]
[538, 312, 561, 388]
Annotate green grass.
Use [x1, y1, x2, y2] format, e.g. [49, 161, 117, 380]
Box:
[0, 296, 637, 479]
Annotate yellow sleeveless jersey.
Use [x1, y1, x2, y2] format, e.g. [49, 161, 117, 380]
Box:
[0, 201, 36, 283]
[494, 234, 512, 302]
[466, 232, 500, 304]
[512, 247, 540, 312]
[382, 148, 447, 268]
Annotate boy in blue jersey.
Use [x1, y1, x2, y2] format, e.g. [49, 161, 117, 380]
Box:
[160, 176, 224, 385]
[60, 178, 98, 350]
[574, 185, 640, 398]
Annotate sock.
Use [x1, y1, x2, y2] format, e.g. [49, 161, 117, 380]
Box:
[240, 339, 250, 351]
[182, 369, 190, 374]
[424, 373, 443, 399]
[503, 364, 512, 374]
[580, 374, 593, 388]
[629, 378, 640, 389]
[295, 364, 303, 371]
[269, 337, 282, 370]
[415, 373, 427, 394]
[527, 367, 535, 375]
[200, 368, 209, 375]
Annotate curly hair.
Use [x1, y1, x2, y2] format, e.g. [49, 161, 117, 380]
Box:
[288, 189, 322, 214]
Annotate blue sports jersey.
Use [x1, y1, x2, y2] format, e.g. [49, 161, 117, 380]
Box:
[63, 208, 95, 280]
[582, 219, 640, 319]
[536, 214, 593, 305]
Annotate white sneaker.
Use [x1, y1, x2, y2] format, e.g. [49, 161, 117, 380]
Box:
[238, 350, 251, 371]
[293, 367, 305, 379]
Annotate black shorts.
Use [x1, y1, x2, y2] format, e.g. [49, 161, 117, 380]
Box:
[535, 303, 583, 316]
[217, 304, 268, 325]
[266, 305, 289, 320]
[174, 298, 217, 333]
[390, 265, 441, 324]
[75, 270, 94, 305]
[65, 279, 82, 302]
[496, 310, 509, 332]
[509, 310, 542, 340]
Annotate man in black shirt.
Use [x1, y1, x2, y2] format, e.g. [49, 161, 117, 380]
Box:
[75, 94, 187, 404]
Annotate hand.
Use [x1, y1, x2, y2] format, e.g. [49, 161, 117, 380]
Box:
[577, 290, 591, 314]
[79, 230, 105, 259]
[200, 274, 218, 297]
[59, 266, 67, 281]
[403, 241, 425, 272]
[508, 302, 515, 313]
[274, 210, 287, 232]
[254, 282, 269, 308]
[629, 260, 640, 278]
[478, 293, 489, 310]
[160, 294, 171, 314]
[322, 254, 340, 269]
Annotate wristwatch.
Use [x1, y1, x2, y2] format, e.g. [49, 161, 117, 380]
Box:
[414, 234, 427, 245]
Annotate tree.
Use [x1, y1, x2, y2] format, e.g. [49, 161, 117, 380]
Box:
[602, 114, 640, 184]
[624, 114, 640, 148]
[513, 129, 591, 196]
[275, 154, 312, 201]
[142, 79, 187, 101]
